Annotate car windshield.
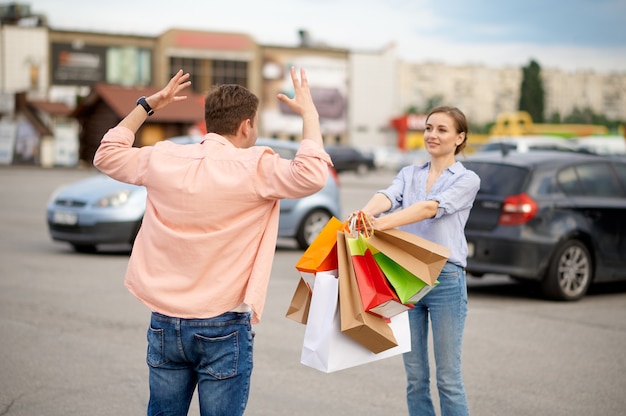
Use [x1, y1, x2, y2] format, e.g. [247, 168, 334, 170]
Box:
[464, 162, 528, 196]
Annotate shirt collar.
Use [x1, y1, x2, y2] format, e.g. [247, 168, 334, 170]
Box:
[201, 133, 236, 148]
[416, 160, 464, 174]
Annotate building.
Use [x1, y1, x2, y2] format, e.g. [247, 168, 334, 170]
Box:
[398, 62, 522, 126]
[543, 69, 626, 122]
[398, 61, 626, 128]
[349, 44, 399, 151]
[1, 2, 625, 167]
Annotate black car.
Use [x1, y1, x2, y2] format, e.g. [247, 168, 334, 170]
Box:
[325, 145, 376, 174]
[463, 151, 626, 300]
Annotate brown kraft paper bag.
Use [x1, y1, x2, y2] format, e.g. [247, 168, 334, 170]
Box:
[285, 277, 312, 324]
[337, 230, 398, 354]
[367, 228, 451, 287]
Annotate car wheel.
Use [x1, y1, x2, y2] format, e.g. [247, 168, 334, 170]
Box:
[72, 244, 97, 253]
[296, 209, 332, 250]
[541, 240, 592, 301]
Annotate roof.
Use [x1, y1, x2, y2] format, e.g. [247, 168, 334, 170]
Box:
[75, 83, 205, 123]
[169, 30, 255, 50]
[29, 100, 72, 117]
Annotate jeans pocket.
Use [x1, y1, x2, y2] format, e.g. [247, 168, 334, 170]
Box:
[438, 263, 460, 279]
[195, 331, 239, 380]
[146, 326, 168, 367]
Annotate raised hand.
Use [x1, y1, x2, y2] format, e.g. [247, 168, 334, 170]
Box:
[147, 69, 192, 112]
[276, 67, 319, 119]
[276, 66, 323, 145]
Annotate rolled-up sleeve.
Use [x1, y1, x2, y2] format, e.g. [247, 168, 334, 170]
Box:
[255, 139, 332, 199]
[430, 171, 480, 218]
[378, 166, 412, 212]
[93, 126, 152, 185]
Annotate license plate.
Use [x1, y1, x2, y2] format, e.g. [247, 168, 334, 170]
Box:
[53, 211, 78, 225]
[467, 241, 475, 258]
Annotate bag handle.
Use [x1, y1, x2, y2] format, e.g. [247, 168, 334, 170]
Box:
[347, 211, 374, 238]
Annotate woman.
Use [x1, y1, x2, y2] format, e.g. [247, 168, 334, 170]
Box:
[357, 106, 480, 416]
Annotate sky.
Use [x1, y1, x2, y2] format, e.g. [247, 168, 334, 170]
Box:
[33, 0, 626, 73]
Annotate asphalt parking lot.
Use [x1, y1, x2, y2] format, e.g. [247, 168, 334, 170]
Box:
[1, 166, 625, 416]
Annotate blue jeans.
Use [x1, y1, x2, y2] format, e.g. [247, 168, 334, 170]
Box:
[146, 311, 254, 416]
[403, 262, 469, 416]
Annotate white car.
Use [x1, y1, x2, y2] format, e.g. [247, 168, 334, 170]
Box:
[480, 135, 580, 153]
[571, 135, 626, 155]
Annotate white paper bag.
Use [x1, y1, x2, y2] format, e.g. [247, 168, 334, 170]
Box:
[300, 271, 411, 373]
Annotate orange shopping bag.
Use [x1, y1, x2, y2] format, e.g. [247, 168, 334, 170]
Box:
[295, 217, 346, 282]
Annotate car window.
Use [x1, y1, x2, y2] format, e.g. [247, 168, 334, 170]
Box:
[463, 162, 528, 196]
[269, 146, 295, 159]
[558, 163, 624, 197]
[531, 170, 561, 195]
[612, 162, 626, 190]
[556, 167, 583, 195]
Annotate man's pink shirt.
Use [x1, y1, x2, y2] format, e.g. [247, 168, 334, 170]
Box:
[93, 127, 331, 323]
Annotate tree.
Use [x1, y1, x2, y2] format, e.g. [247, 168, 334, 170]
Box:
[549, 112, 561, 123]
[563, 106, 609, 125]
[519, 60, 545, 123]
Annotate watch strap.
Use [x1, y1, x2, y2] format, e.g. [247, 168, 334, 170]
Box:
[136, 96, 154, 116]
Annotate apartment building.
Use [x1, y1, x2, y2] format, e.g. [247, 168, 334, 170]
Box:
[398, 61, 626, 126]
[543, 69, 626, 121]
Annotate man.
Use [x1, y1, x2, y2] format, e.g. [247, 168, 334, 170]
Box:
[93, 67, 331, 416]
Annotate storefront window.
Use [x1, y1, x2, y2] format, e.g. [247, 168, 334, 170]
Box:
[169, 57, 248, 93]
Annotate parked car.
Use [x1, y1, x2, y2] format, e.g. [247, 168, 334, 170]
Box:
[462, 150, 626, 300]
[47, 137, 341, 252]
[480, 135, 580, 154]
[325, 145, 376, 174]
[571, 135, 626, 155]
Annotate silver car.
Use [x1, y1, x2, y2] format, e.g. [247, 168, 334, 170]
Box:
[46, 136, 341, 252]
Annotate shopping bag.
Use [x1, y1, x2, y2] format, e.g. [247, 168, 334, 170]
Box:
[346, 232, 410, 319]
[367, 228, 451, 287]
[338, 231, 402, 353]
[370, 246, 439, 304]
[295, 216, 346, 283]
[285, 277, 312, 324]
[300, 270, 411, 373]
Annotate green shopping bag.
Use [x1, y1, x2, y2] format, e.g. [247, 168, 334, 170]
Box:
[370, 246, 439, 304]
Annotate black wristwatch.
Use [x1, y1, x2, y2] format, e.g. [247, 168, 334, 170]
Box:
[136, 96, 154, 116]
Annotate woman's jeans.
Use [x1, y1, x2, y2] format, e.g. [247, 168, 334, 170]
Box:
[403, 262, 469, 416]
[146, 311, 254, 416]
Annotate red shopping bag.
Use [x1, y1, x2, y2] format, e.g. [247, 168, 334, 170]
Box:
[337, 231, 401, 354]
[346, 232, 411, 319]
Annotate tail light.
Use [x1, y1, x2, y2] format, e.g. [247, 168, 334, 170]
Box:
[499, 193, 538, 225]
